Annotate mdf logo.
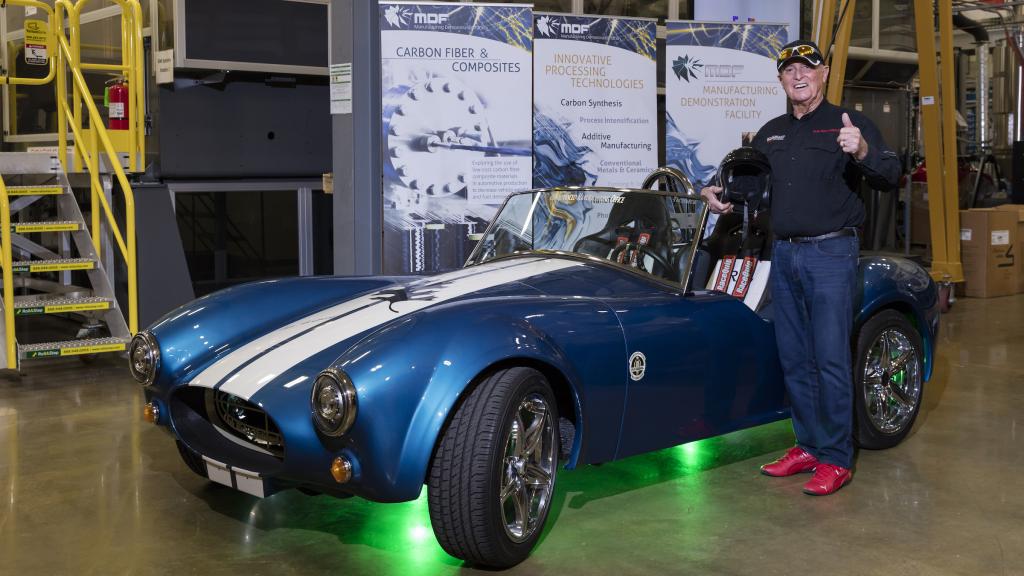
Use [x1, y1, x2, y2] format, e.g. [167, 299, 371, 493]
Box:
[414, 12, 449, 25]
[560, 22, 590, 34]
[536, 16, 589, 36]
[706, 64, 744, 78]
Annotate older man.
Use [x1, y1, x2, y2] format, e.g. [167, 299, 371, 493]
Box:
[702, 40, 900, 496]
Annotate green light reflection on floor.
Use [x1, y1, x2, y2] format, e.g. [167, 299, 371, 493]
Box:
[222, 420, 793, 571]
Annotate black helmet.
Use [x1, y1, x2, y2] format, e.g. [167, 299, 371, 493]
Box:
[718, 147, 771, 213]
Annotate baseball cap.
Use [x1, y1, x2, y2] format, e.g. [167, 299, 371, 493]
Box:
[776, 40, 824, 71]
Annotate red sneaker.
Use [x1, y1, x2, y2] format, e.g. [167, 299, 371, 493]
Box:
[760, 446, 818, 477]
[802, 464, 852, 496]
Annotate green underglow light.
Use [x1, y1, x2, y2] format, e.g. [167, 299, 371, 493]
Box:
[674, 439, 714, 471]
[390, 491, 453, 570]
[408, 524, 431, 543]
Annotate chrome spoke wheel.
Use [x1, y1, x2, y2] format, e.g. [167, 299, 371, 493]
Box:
[862, 328, 922, 435]
[499, 393, 555, 543]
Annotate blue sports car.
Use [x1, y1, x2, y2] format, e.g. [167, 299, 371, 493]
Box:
[130, 169, 939, 568]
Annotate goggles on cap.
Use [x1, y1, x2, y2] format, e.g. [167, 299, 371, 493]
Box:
[774, 44, 823, 68]
[778, 44, 820, 61]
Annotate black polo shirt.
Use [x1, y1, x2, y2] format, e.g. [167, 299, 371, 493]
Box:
[750, 99, 901, 239]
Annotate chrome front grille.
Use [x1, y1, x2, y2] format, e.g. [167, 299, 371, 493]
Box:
[204, 389, 285, 458]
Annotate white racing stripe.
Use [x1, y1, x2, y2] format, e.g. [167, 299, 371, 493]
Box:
[191, 257, 581, 399]
[190, 257, 535, 389]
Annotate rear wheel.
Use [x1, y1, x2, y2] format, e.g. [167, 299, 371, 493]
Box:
[428, 367, 558, 568]
[853, 310, 924, 449]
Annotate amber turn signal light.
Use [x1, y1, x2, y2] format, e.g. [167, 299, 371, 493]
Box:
[143, 402, 160, 424]
[331, 457, 352, 483]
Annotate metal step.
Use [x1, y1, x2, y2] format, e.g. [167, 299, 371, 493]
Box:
[0, 157, 132, 370]
[18, 336, 129, 360]
[5, 185, 64, 196]
[11, 220, 81, 233]
[13, 295, 112, 316]
[10, 258, 95, 274]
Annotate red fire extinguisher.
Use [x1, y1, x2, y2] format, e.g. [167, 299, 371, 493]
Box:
[106, 77, 129, 130]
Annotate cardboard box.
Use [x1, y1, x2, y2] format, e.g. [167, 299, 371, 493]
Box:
[993, 204, 1024, 293]
[960, 209, 1018, 298]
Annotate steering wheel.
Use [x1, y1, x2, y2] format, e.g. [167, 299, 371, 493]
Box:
[608, 242, 672, 275]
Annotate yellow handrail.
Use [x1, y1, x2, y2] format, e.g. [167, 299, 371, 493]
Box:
[0, 177, 15, 369]
[0, 0, 143, 366]
[0, 0, 56, 87]
[59, 0, 145, 173]
[55, 0, 139, 333]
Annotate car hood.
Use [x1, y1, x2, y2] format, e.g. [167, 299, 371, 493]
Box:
[177, 256, 586, 399]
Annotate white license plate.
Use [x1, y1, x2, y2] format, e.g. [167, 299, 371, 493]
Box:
[203, 456, 266, 498]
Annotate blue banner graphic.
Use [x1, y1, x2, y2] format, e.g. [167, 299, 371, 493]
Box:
[380, 2, 533, 275]
[664, 22, 787, 189]
[533, 14, 658, 189]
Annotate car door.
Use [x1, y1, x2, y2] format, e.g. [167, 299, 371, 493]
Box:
[610, 289, 786, 460]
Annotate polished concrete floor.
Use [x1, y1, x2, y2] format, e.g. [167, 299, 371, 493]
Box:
[1, 294, 1022, 575]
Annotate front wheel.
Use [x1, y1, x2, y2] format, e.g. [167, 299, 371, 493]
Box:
[428, 367, 558, 568]
[853, 310, 925, 449]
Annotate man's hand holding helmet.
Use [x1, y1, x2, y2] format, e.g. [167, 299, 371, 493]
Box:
[700, 185, 733, 214]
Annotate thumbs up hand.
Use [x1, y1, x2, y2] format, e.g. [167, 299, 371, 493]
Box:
[838, 112, 868, 161]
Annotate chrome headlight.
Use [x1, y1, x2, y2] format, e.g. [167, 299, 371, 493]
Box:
[311, 368, 357, 437]
[128, 332, 160, 385]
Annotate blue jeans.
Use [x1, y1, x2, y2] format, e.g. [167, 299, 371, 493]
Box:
[770, 234, 858, 469]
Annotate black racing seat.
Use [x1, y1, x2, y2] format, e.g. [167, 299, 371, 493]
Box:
[694, 146, 774, 311]
[573, 192, 675, 279]
[700, 211, 773, 312]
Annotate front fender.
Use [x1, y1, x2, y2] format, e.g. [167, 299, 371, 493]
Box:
[336, 296, 625, 502]
[147, 275, 406, 386]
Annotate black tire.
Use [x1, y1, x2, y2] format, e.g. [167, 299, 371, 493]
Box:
[428, 367, 559, 568]
[853, 310, 925, 449]
[176, 439, 208, 478]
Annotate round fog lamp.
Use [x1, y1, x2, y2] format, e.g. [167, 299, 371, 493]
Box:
[331, 457, 353, 483]
[128, 332, 160, 385]
[311, 369, 357, 437]
[143, 402, 160, 423]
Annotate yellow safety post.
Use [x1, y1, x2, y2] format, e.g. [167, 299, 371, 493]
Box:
[914, 0, 963, 283]
[827, 0, 855, 105]
[812, 0, 838, 53]
[937, 0, 964, 283]
[0, 178, 16, 369]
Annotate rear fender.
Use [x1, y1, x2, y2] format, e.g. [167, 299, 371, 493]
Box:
[856, 257, 939, 381]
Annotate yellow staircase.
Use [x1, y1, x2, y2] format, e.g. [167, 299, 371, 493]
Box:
[0, 0, 144, 369]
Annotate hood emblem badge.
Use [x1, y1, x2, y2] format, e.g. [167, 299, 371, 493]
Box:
[629, 351, 646, 381]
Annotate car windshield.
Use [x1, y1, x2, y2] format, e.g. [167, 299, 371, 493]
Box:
[467, 189, 708, 285]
